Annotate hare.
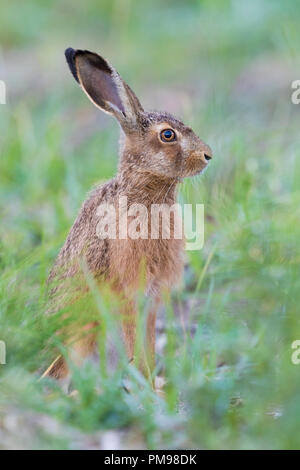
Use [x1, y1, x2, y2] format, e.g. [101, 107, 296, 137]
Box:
[42, 48, 212, 386]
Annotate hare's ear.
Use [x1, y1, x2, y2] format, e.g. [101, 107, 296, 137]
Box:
[65, 48, 143, 129]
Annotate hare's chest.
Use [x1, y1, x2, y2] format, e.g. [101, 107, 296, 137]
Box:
[110, 236, 184, 294]
[145, 237, 185, 295]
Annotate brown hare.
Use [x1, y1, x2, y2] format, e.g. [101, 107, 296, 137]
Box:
[42, 48, 212, 387]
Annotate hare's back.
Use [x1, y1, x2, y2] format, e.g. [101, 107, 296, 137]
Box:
[49, 178, 119, 282]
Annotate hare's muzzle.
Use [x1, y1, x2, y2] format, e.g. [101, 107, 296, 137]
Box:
[200, 151, 212, 164]
[202, 144, 213, 162]
[192, 149, 212, 165]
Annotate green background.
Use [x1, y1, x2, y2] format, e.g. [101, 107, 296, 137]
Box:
[0, 0, 300, 449]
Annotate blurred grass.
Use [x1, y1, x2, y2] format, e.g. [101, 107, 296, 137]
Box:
[1, 0, 300, 449]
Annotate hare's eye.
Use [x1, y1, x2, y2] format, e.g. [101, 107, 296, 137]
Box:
[160, 129, 176, 142]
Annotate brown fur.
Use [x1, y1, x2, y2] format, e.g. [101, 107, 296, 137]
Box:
[43, 49, 212, 384]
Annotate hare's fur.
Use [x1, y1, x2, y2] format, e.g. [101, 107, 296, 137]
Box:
[43, 49, 212, 384]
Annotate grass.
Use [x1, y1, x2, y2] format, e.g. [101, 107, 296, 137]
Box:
[1, 0, 300, 449]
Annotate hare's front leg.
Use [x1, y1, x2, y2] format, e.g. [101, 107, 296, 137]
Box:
[145, 295, 161, 373]
[121, 297, 158, 383]
[121, 299, 138, 367]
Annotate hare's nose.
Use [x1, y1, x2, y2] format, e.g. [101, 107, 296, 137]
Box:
[203, 145, 213, 161]
[199, 149, 212, 164]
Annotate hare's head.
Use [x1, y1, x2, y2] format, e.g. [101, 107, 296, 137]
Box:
[65, 48, 212, 179]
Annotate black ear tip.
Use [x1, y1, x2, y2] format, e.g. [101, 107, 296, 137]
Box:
[64, 47, 79, 83]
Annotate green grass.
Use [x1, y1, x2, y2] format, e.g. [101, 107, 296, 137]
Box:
[1, 0, 300, 449]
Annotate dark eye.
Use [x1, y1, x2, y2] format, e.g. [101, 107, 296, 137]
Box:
[160, 129, 176, 142]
